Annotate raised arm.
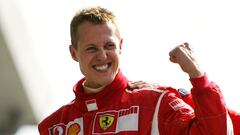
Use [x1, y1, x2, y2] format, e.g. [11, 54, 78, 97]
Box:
[168, 42, 233, 135]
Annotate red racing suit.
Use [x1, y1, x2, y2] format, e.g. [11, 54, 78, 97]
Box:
[38, 71, 234, 135]
[182, 91, 240, 135]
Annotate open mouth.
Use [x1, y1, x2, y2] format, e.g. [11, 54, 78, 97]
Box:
[93, 63, 112, 72]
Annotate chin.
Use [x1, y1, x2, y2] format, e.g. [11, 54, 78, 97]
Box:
[100, 75, 115, 85]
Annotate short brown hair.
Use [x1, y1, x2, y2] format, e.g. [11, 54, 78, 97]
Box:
[70, 7, 120, 47]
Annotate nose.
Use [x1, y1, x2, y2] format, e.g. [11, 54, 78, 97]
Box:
[97, 48, 107, 60]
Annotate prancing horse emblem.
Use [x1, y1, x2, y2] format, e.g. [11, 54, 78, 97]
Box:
[99, 114, 114, 130]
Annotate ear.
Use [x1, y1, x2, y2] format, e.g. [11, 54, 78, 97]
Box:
[119, 38, 123, 50]
[119, 38, 123, 54]
[69, 45, 79, 62]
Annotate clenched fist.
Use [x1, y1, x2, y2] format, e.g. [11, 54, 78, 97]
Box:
[169, 43, 204, 78]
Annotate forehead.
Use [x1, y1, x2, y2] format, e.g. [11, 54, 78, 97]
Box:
[76, 21, 118, 45]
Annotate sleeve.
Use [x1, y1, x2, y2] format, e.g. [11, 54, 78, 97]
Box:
[181, 91, 195, 109]
[38, 125, 49, 135]
[189, 73, 233, 135]
[227, 109, 240, 135]
[38, 122, 50, 135]
[38, 106, 65, 135]
[157, 74, 234, 135]
[181, 87, 239, 135]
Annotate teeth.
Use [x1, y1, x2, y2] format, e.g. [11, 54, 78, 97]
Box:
[95, 64, 108, 71]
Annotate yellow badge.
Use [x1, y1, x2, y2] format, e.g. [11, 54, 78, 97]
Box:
[99, 114, 114, 130]
[67, 123, 81, 135]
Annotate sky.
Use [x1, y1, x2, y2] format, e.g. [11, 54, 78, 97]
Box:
[1, 0, 240, 126]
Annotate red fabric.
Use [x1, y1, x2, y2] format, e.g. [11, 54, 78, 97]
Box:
[182, 88, 240, 135]
[38, 71, 231, 135]
[228, 109, 240, 135]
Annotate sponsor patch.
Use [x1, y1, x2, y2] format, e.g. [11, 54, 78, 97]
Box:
[169, 99, 185, 111]
[85, 99, 98, 111]
[99, 114, 115, 130]
[169, 99, 194, 115]
[67, 123, 81, 135]
[48, 117, 83, 135]
[51, 124, 65, 135]
[93, 106, 139, 134]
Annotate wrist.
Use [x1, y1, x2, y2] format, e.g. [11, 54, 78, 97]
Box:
[190, 73, 209, 89]
[188, 70, 204, 79]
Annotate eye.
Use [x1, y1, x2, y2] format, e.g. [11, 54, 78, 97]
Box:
[105, 43, 116, 50]
[85, 46, 97, 53]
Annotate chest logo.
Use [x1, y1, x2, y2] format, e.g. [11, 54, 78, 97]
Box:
[48, 117, 83, 135]
[93, 106, 139, 134]
[67, 123, 81, 135]
[99, 114, 114, 130]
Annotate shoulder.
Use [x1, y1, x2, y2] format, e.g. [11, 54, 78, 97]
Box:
[125, 86, 179, 96]
[158, 89, 195, 121]
[124, 86, 181, 104]
[38, 100, 76, 134]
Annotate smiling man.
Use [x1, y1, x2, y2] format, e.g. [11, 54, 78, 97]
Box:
[38, 7, 234, 135]
[70, 20, 121, 93]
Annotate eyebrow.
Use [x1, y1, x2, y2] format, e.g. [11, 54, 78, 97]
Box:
[85, 40, 115, 46]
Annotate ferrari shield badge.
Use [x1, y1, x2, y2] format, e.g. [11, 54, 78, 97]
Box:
[99, 114, 114, 130]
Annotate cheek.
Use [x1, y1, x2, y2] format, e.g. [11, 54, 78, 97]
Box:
[112, 52, 120, 65]
[79, 54, 94, 66]
[79, 58, 90, 76]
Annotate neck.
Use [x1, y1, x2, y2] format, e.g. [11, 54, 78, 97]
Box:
[82, 81, 105, 93]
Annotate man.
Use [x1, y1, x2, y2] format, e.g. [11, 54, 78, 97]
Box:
[38, 7, 234, 134]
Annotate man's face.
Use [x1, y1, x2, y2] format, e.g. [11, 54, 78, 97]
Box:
[70, 21, 122, 88]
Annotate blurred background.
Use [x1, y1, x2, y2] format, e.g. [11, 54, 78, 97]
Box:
[0, 0, 240, 134]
